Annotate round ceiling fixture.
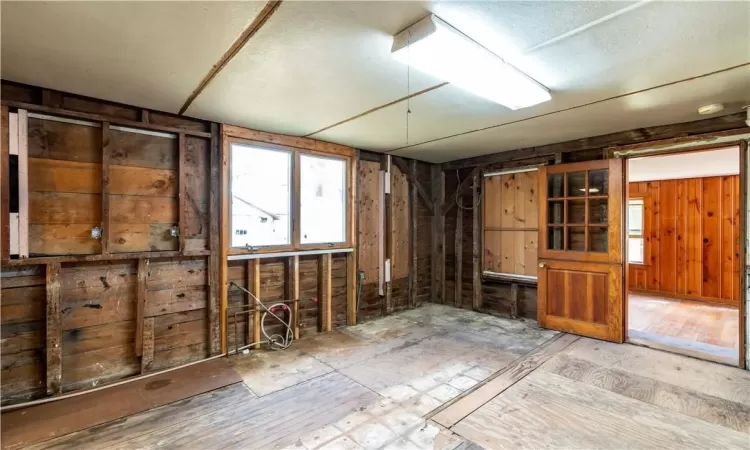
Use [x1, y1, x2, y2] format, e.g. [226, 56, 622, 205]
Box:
[698, 103, 724, 115]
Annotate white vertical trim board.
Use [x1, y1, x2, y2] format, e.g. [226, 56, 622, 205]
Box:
[17, 109, 29, 258]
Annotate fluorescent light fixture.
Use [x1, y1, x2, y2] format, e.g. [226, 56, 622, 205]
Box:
[392, 15, 551, 110]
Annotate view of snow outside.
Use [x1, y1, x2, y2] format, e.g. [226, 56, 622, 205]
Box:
[231, 144, 291, 247]
[300, 154, 346, 244]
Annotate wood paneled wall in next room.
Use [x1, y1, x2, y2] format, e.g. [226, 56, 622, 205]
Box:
[438, 111, 748, 319]
[628, 176, 741, 306]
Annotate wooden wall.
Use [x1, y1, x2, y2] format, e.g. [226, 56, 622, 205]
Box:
[628, 176, 741, 306]
[1, 81, 436, 406]
[357, 155, 434, 321]
[1, 81, 217, 405]
[434, 111, 749, 320]
[483, 171, 539, 277]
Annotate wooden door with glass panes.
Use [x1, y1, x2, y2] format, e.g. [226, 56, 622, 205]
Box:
[537, 159, 625, 343]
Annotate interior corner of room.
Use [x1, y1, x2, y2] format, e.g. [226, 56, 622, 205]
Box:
[1, 1, 749, 449]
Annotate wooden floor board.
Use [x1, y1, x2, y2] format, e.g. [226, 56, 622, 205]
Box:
[540, 353, 750, 433]
[1, 358, 242, 450]
[562, 338, 750, 405]
[27, 383, 254, 450]
[108, 372, 378, 450]
[453, 369, 750, 449]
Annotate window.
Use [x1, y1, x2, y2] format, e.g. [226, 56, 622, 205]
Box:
[300, 154, 346, 244]
[628, 198, 644, 264]
[228, 139, 352, 252]
[230, 144, 292, 248]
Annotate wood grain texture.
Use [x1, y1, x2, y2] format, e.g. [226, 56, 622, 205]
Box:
[319, 253, 332, 332]
[141, 317, 155, 373]
[135, 259, 148, 357]
[628, 175, 740, 305]
[45, 263, 62, 395]
[1, 358, 242, 450]
[453, 365, 749, 449]
[1, 106, 9, 260]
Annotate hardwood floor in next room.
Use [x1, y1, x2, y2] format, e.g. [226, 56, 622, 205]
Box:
[627, 292, 739, 365]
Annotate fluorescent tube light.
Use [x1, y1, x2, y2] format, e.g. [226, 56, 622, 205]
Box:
[392, 15, 551, 110]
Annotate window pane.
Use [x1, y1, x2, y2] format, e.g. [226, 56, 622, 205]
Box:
[301, 154, 346, 244]
[567, 172, 586, 197]
[628, 200, 644, 235]
[628, 237, 644, 263]
[230, 144, 291, 247]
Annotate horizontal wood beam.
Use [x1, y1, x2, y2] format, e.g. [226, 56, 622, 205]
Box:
[2, 249, 210, 266]
[2, 100, 212, 138]
[442, 112, 747, 171]
[442, 165, 483, 216]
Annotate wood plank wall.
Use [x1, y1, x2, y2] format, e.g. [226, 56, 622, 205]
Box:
[1, 80, 436, 405]
[434, 112, 749, 320]
[628, 176, 740, 306]
[483, 171, 539, 277]
[357, 155, 434, 321]
[1, 81, 217, 405]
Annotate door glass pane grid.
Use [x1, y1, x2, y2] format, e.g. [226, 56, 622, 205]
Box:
[546, 169, 609, 252]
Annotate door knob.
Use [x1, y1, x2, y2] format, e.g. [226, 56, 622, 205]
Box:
[538, 263, 546, 268]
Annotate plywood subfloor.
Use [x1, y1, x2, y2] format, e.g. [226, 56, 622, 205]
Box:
[448, 338, 750, 449]
[627, 292, 739, 365]
[12, 304, 556, 450]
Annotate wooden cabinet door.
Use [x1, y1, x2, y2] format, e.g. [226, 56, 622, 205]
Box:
[537, 159, 625, 343]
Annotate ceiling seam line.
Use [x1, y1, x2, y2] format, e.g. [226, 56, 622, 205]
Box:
[382, 62, 750, 154]
[177, 0, 283, 116]
[524, 0, 653, 55]
[304, 0, 649, 140]
[302, 82, 449, 137]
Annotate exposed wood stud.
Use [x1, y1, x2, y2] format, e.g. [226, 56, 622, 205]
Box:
[251, 258, 261, 349]
[472, 173, 482, 310]
[383, 155, 394, 314]
[17, 109, 28, 258]
[510, 283, 519, 318]
[432, 165, 446, 303]
[208, 123, 221, 355]
[409, 159, 418, 309]
[178, 133, 187, 253]
[443, 165, 483, 216]
[141, 109, 150, 124]
[219, 126, 230, 353]
[3, 249, 210, 266]
[178, 0, 283, 115]
[141, 318, 155, 373]
[101, 122, 111, 254]
[346, 251, 357, 325]
[136, 258, 149, 357]
[1, 106, 9, 261]
[286, 255, 301, 339]
[455, 195, 463, 308]
[319, 253, 332, 332]
[45, 262, 62, 395]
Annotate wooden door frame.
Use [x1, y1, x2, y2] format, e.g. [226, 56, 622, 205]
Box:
[613, 138, 749, 369]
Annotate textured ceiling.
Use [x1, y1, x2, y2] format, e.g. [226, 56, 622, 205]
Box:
[2, 1, 749, 163]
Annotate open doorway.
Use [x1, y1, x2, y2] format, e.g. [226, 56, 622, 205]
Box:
[626, 146, 741, 366]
